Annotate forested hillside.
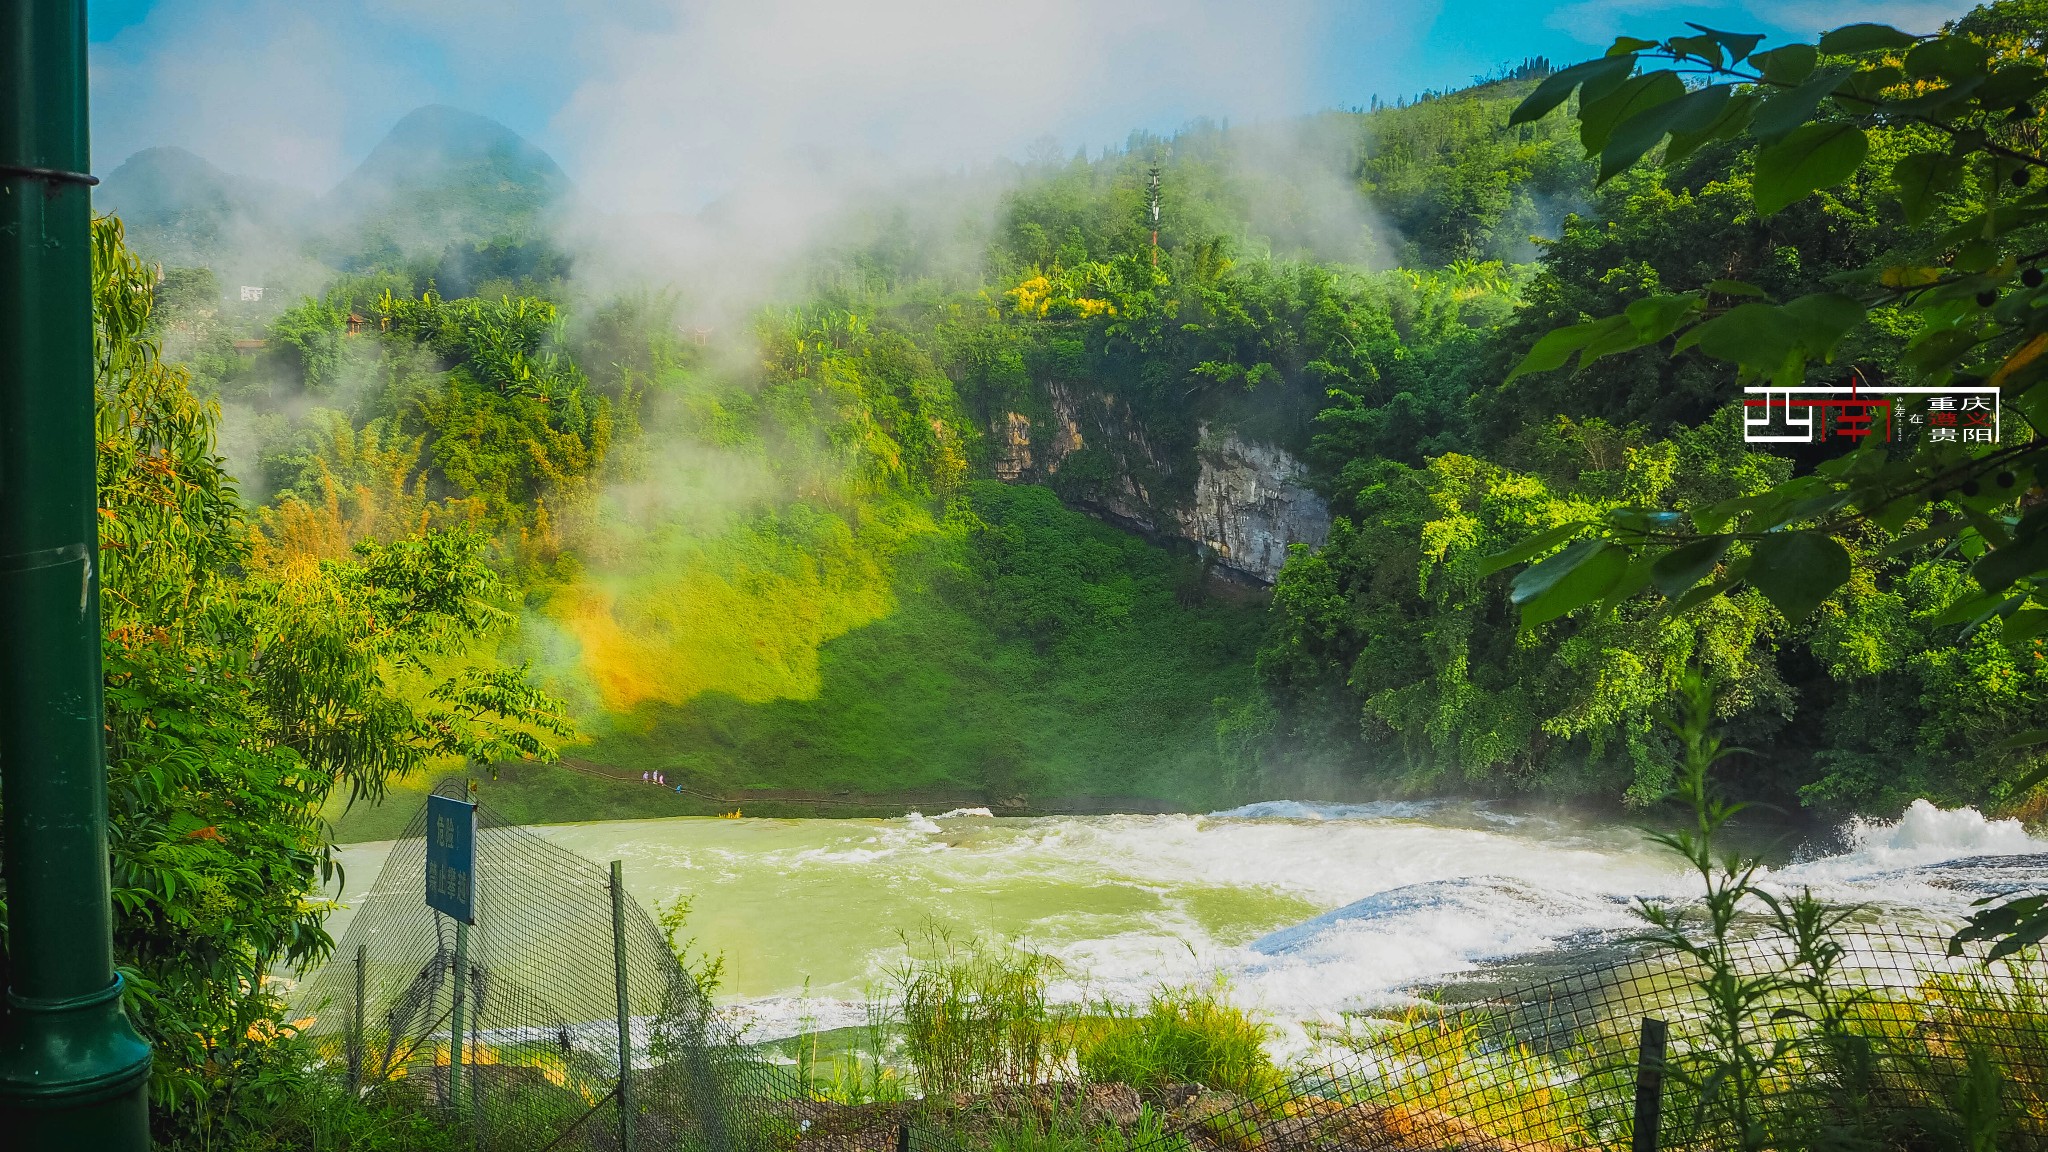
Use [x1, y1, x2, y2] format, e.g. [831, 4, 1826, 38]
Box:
[67, 3, 2048, 1139]
[124, 1, 2048, 827]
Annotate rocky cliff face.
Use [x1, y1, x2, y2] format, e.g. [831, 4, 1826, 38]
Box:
[1175, 435, 1330, 584]
[988, 388, 1328, 585]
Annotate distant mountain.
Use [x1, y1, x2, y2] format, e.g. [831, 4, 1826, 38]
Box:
[98, 107, 571, 276]
[322, 105, 571, 265]
[96, 146, 314, 268]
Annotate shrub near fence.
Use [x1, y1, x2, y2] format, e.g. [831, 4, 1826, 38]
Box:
[290, 782, 810, 1152]
[290, 784, 2048, 1152]
[1127, 929, 2047, 1152]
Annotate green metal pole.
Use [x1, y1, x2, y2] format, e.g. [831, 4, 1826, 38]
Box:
[0, 0, 154, 1146]
[611, 859, 634, 1152]
[450, 919, 468, 1116]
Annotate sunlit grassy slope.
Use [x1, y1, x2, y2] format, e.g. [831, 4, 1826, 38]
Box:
[330, 482, 1265, 840]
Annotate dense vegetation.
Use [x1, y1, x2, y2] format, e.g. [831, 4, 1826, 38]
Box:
[46, 0, 2048, 1140]
[121, 0, 2048, 826]
[83, 217, 568, 1144]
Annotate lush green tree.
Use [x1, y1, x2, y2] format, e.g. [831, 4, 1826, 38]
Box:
[44, 217, 571, 1144]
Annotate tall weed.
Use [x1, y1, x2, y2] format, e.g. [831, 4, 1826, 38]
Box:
[1077, 984, 1279, 1097]
[892, 929, 1078, 1097]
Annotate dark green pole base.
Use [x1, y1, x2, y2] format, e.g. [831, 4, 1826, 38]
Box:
[0, 975, 154, 1141]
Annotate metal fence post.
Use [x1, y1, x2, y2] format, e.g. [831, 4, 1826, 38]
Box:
[1632, 1016, 1668, 1152]
[612, 859, 634, 1152]
[348, 943, 366, 1093]
[451, 918, 469, 1116]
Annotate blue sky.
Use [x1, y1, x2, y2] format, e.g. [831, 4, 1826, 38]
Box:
[87, 0, 1975, 210]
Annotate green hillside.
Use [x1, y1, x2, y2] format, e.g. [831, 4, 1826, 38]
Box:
[322, 103, 571, 265]
[148, 8, 2048, 831]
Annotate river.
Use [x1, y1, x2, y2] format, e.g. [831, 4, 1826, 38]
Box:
[326, 797, 2048, 1046]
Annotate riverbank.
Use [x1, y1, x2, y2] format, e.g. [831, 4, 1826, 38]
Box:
[325, 758, 1198, 843]
[325, 798, 2042, 1044]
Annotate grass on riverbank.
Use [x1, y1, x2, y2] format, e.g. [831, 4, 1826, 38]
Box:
[330, 483, 1267, 842]
[572, 483, 1267, 806]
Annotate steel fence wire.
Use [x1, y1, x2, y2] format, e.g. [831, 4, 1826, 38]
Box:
[289, 782, 947, 1152]
[1125, 926, 2047, 1152]
[293, 792, 2043, 1152]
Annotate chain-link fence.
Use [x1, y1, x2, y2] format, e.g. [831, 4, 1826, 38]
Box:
[292, 782, 831, 1151]
[1130, 926, 2046, 1152]
[292, 792, 2044, 1152]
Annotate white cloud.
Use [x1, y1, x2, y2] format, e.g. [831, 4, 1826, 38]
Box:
[90, 3, 417, 189]
[1752, 0, 1972, 34]
[554, 1, 1372, 216]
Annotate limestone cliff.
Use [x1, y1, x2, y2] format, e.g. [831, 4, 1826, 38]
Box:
[987, 388, 1328, 585]
[1174, 435, 1330, 584]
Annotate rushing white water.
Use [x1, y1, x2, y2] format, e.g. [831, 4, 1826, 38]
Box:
[327, 798, 2048, 1044]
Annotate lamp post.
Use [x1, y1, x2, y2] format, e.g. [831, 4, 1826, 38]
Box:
[0, 1, 156, 1146]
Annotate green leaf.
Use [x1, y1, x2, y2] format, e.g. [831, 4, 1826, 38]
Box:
[1669, 575, 1736, 615]
[1905, 37, 1991, 82]
[1600, 551, 1659, 612]
[1779, 292, 1867, 360]
[1974, 528, 2048, 592]
[1668, 34, 1724, 68]
[1510, 55, 1635, 125]
[1600, 102, 1687, 182]
[1755, 123, 1869, 215]
[1953, 894, 2048, 961]
[1479, 521, 1591, 576]
[1624, 294, 1704, 345]
[1573, 312, 1651, 365]
[1998, 730, 2048, 752]
[1868, 494, 1920, 536]
[1706, 279, 1769, 298]
[2005, 608, 2048, 644]
[1695, 491, 1773, 533]
[1684, 23, 1764, 64]
[1892, 152, 1967, 225]
[1687, 302, 1804, 370]
[1516, 542, 1630, 628]
[1602, 86, 1734, 182]
[1818, 23, 1918, 55]
[1652, 536, 1733, 597]
[1751, 69, 1852, 140]
[1506, 321, 1599, 380]
[1904, 325, 1983, 376]
[1746, 531, 1852, 620]
[1764, 489, 1852, 530]
[1580, 71, 1686, 156]
[1510, 538, 1602, 603]
[1887, 75, 1986, 117]
[1834, 65, 1905, 106]
[1608, 36, 1658, 56]
[1753, 44, 1819, 86]
[1665, 92, 1758, 167]
[1980, 62, 2048, 112]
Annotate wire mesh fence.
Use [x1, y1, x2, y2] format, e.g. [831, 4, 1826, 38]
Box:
[1129, 926, 2047, 1152]
[290, 790, 2045, 1152]
[291, 782, 837, 1152]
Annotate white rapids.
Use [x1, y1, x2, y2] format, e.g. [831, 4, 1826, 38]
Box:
[326, 798, 2048, 1044]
